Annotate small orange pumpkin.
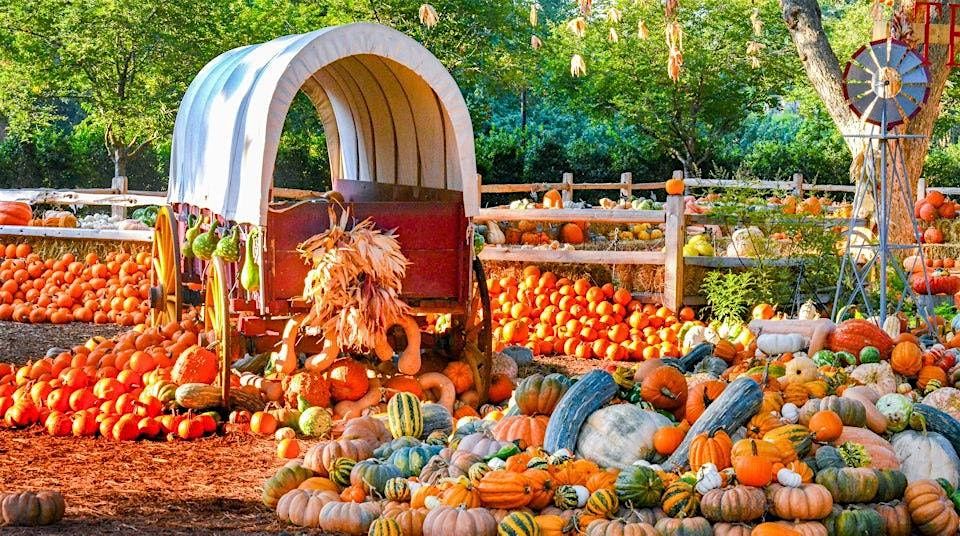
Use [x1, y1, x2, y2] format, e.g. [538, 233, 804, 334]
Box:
[891, 341, 923, 377]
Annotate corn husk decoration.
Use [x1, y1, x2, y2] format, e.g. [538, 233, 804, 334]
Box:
[571, 54, 587, 77]
[665, 0, 679, 20]
[579, 0, 592, 16]
[746, 41, 764, 69]
[637, 19, 649, 39]
[567, 17, 587, 38]
[607, 7, 622, 24]
[419, 4, 439, 28]
[666, 21, 684, 83]
[530, 3, 539, 27]
[531, 35, 543, 50]
[750, 7, 763, 36]
[298, 207, 410, 351]
[608, 27, 619, 43]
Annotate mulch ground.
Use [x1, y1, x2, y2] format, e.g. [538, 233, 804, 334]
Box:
[0, 321, 602, 534]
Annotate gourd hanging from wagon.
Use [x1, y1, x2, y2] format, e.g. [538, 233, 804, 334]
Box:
[148, 23, 493, 408]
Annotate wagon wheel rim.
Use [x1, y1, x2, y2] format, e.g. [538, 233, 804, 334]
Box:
[204, 256, 232, 407]
[150, 205, 181, 327]
[468, 258, 493, 402]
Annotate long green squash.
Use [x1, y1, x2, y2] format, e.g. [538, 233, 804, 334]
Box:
[914, 404, 960, 457]
[543, 369, 618, 453]
[663, 376, 762, 471]
[661, 342, 713, 373]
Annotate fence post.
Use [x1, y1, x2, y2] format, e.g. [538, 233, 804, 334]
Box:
[793, 173, 804, 197]
[112, 175, 128, 219]
[663, 192, 685, 313]
[917, 176, 927, 202]
[561, 173, 574, 204]
[620, 172, 633, 200]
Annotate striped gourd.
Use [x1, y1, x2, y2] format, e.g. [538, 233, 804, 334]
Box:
[383, 477, 411, 502]
[388, 392, 424, 439]
[329, 457, 356, 488]
[553, 485, 588, 509]
[368, 517, 403, 536]
[661, 480, 699, 518]
[426, 430, 448, 446]
[469, 462, 492, 483]
[585, 488, 619, 516]
[498, 510, 541, 536]
[548, 449, 574, 466]
[526, 457, 549, 470]
[763, 424, 814, 457]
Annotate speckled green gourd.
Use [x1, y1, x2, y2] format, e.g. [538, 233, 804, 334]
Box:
[214, 226, 241, 262]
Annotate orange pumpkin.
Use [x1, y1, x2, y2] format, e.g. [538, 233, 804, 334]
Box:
[443, 361, 475, 394]
[918, 365, 947, 389]
[171, 345, 218, 384]
[827, 319, 894, 358]
[665, 178, 685, 196]
[559, 223, 584, 245]
[490, 414, 549, 449]
[689, 429, 733, 471]
[808, 410, 843, 442]
[0, 202, 32, 226]
[653, 426, 685, 456]
[543, 189, 563, 209]
[685, 380, 725, 423]
[640, 366, 687, 411]
[891, 342, 923, 377]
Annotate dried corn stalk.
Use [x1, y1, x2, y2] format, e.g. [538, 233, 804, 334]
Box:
[571, 54, 587, 77]
[567, 17, 587, 37]
[419, 4, 439, 28]
[531, 35, 543, 50]
[750, 7, 763, 36]
[666, 21, 684, 82]
[608, 27, 619, 43]
[298, 207, 410, 351]
[607, 7, 622, 24]
[637, 19, 649, 39]
[579, 0, 592, 16]
[530, 3, 539, 27]
[746, 40, 765, 69]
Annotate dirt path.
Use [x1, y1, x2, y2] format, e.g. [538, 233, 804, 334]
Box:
[0, 322, 125, 364]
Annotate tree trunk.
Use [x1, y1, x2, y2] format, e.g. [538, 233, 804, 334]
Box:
[780, 0, 953, 245]
[112, 144, 128, 219]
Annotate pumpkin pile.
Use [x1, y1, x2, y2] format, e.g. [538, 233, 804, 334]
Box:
[488, 265, 699, 360]
[0, 243, 152, 325]
[261, 313, 960, 535]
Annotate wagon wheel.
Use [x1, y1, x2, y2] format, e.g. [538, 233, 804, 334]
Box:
[149, 205, 182, 327]
[461, 258, 493, 403]
[204, 256, 232, 408]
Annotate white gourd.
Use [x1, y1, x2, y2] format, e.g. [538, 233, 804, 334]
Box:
[485, 222, 506, 245]
[424, 496, 442, 510]
[275, 427, 296, 441]
[488, 458, 506, 470]
[682, 325, 707, 354]
[695, 463, 723, 494]
[891, 431, 960, 487]
[780, 403, 800, 424]
[797, 301, 820, 320]
[777, 468, 803, 488]
[570, 485, 590, 508]
[756, 333, 807, 355]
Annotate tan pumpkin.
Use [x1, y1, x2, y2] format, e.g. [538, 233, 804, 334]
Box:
[422, 505, 498, 536]
[276, 489, 339, 528]
[0, 491, 65, 527]
[491, 414, 549, 449]
[303, 438, 376, 475]
[869, 500, 911, 536]
[584, 518, 658, 536]
[766, 484, 834, 521]
[699, 485, 765, 522]
[382, 502, 428, 536]
[904, 479, 960, 536]
[767, 522, 827, 536]
[317, 500, 381, 535]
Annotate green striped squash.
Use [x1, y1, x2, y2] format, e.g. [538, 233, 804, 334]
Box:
[387, 392, 424, 439]
[383, 477, 411, 502]
[368, 517, 403, 536]
[553, 485, 588, 509]
[329, 457, 356, 488]
[614, 465, 664, 508]
[498, 510, 541, 536]
[468, 462, 492, 483]
[387, 445, 443, 477]
[526, 457, 549, 470]
[425, 430, 449, 446]
[661, 480, 699, 519]
[585, 488, 619, 516]
[763, 424, 814, 457]
[873, 469, 907, 503]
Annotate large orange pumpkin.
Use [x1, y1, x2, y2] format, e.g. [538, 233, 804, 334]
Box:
[559, 223, 585, 245]
[491, 414, 549, 449]
[827, 319, 894, 358]
[325, 359, 369, 401]
[171, 345, 218, 384]
[0, 202, 32, 226]
[891, 342, 923, 377]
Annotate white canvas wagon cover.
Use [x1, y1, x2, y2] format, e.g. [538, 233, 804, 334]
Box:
[168, 23, 478, 225]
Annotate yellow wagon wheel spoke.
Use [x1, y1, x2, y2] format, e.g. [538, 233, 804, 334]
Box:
[204, 257, 232, 408]
[150, 206, 182, 327]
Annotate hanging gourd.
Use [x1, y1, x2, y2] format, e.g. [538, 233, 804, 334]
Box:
[182, 215, 203, 258]
[214, 226, 241, 262]
[531, 35, 543, 50]
[529, 4, 538, 27]
[192, 220, 220, 261]
[579, 0, 592, 16]
[637, 19, 649, 39]
[607, 7, 622, 23]
[240, 228, 261, 292]
[608, 27, 619, 43]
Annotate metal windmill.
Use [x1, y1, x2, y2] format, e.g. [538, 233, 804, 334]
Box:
[833, 38, 935, 330]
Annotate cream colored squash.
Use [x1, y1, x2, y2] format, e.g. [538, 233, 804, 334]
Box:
[575, 404, 671, 469]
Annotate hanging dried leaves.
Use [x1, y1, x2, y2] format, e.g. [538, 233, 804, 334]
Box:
[746, 40, 765, 68]
[607, 7, 623, 24]
[665, 0, 679, 21]
[666, 21, 684, 83]
[571, 54, 587, 77]
[531, 34, 543, 50]
[567, 17, 587, 38]
[579, 0, 593, 16]
[637, 19, 649, 40]
[750, 7, 763, 37]
[419, 3, 439, 28]
[529, 3, 539, 27]
[299, 208, 410, 351]
[608, 27, 619, 43]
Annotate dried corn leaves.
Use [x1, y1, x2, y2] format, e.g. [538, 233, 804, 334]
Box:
[298, 208, 410, 351]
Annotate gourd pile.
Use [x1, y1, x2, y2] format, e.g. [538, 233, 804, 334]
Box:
[0, 244, 152, 325]
[263, 316, 960, 536]
[488, 265, 699, 359]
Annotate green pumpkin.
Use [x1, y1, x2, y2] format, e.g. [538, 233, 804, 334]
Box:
[553, 485, 585, 509]
[498, 511, 539, 536]
[213, 226, 241, 262]
[192, 220, 219, 260]
[387, 392, 424, 439]
[240, 227, 260, 292]
[873, 469, 907, 503]
[328, 457, 356, 488]
[350, 459, 402, 495]
[383, 477, 411, 502]
[373, 436, 422, 459]
[813, 350, 839, 367]
[262, 463, 312, 508]
[815, 467, 880, 504]
[824, 506, 884, 536]
[615, 465, 664, 508]
[420, 402, 453, 439]
[859, 346, 881, 364]
[661, 480, 699, 519]
[835, 351, 857, 366]
[386, 444, 443, 477]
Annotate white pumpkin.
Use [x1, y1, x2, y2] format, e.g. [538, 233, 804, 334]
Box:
[891, 431, 960, 487]
[488, 458, 506, 470]
[756, 333, 807, 356]
[922, 387, 960, 421]
[776, 468, 802, 488]
[780, 356, 818, 385]
[275, 427, 297, 441]
[570, 485, 590, 508]
[797, 301, 820, 321]
[682, 325, 707, 354]
[485, 222, 505, 244]
[850, 362, 898, 395]
[780, 403, 800, 424]
[491, 351, 518, 379]
[575, 405, 671, 469]
[694, 463, 723, 494]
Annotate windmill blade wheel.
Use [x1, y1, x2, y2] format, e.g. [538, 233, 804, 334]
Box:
[461, 258, 493, 403]
[204, 256, 233, 408]
[149, 205, 182, 327]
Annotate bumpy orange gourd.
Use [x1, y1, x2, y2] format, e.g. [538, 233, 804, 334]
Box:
[891, 342, 923, 377]
[689, 429, 733, 471]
